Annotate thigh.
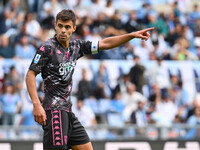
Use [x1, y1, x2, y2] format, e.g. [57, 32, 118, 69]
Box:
[68, 113, 90, 147]
[71, 142, 93, 150]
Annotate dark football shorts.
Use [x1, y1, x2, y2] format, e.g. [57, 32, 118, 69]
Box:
[42, 110, 90, 149]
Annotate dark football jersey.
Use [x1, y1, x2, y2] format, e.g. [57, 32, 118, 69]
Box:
[29, 35, 99, 110]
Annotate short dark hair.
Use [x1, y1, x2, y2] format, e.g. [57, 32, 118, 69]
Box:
[56, 9, 76, 26]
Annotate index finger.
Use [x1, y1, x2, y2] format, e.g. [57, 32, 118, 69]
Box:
[42, 120, 46, 126]
[41, 115, 47, 126]
[143, 27, 155, 32]
[42, 114, 47, 122]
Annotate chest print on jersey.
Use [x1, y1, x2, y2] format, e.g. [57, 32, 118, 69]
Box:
[56, 49, 62, 54]
[58, 62, 75, 75]
[65, 52, 69, 61]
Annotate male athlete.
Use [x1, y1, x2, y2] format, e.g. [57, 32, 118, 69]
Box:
[26, 9, 154, 150]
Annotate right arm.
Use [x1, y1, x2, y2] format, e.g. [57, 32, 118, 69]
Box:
[99, 27, 154, 51]
[25, 70, 46, 126]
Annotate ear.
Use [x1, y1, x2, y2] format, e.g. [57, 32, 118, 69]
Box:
[73, 26, 76, 32]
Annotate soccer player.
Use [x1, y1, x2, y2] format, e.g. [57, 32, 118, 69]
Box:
[25, 9, 154, 150]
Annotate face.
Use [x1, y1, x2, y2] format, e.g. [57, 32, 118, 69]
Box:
[21, 35, 28, 45]
[6, 85, 14, 94]
[55, 19, 76, 44]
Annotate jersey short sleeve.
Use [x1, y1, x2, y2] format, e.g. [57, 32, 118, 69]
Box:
[29, 44, 50, 73]
[77, 40, 99, 59]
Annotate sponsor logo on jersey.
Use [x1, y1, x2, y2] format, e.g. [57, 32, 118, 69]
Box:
[34, 54, 41, 63]
[58, 62, 75, 75]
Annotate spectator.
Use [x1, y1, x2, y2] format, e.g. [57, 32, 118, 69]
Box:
[59, 0, 74, 10]
[148, 83, 162, 105]
[122, 83, 147, 121]
[125, 10, 143, 33]
[113, 73, 131, 96]
[147, 11, 168, 37]
[14, 34, 36, 59]
[168, 114, 184, 139]
[104, 0, 115, 18]
[133, 40, 152, 61]
[166, 23, 183, 47]
[145, 56, 171, 90]
[169, 72, 181, 89]
[186, 99, 200, 121]
[188, 3, 200, 35]
[61, 0, 79, 10]
[4, 65, 23, 94]
[130, 98, 148, 136]
[190, 37, 200, 59]
[17, 87, 36, 139]
[73, 0, 88, 18]
[107, 10, 126, 36]
[40, 0, 62, 29]
[89, 0, 104, 19]
[149, 51, 157, 60]
[182, 25, 194, 45]
[189, 4, 200, 22]
[0, 81, 21, 125]
[92, 62, 111, 99]
[171, 1, 181, 18]
[130, 100, 147, 126]
[155, 91, 178, 126]
[73, 99, 97, 127]
[150, 29, 170, 59]
[76, 68, 93, 100]
[172, 37, 197, 60]
[146, 103, 156, 123]
[91, 12, 109, 37]
[185, 107, 200, 139]
[0, 34, 15, 59]
[27, 0, 44, 14]
[108, 91, 125, 113]
[14, 22, 38, 47]
[129, 55, 146, 93]
[42, 0, 62, 19]
[137, 3, 151, 24]
[166, 12, 176, 38]
[0, 9, 9, 34]
[24, 12, 42, 39]
[4, 0, 24, 30]
[193, 18, 200, 37]
[174, 81, 189, 108]
[119, 42, 134, 60]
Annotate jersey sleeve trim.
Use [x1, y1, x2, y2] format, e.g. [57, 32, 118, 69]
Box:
[91, 41, 99, 54]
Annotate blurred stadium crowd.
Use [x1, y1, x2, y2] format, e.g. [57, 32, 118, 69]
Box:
[0, 0, 200, 140]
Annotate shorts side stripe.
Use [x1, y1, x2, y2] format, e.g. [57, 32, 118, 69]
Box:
[51, 110, 55, 146]
[59, 110, 64, 145]
[51, 110, 63, 146]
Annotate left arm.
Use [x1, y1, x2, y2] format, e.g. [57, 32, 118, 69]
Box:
[98, 27, 154, 51]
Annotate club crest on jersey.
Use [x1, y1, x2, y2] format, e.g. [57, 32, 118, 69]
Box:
[34, 54, 41, 63]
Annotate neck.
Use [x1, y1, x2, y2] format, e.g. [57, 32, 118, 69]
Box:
[61, 41, 69, 48]
[56, 36, 70, 48]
